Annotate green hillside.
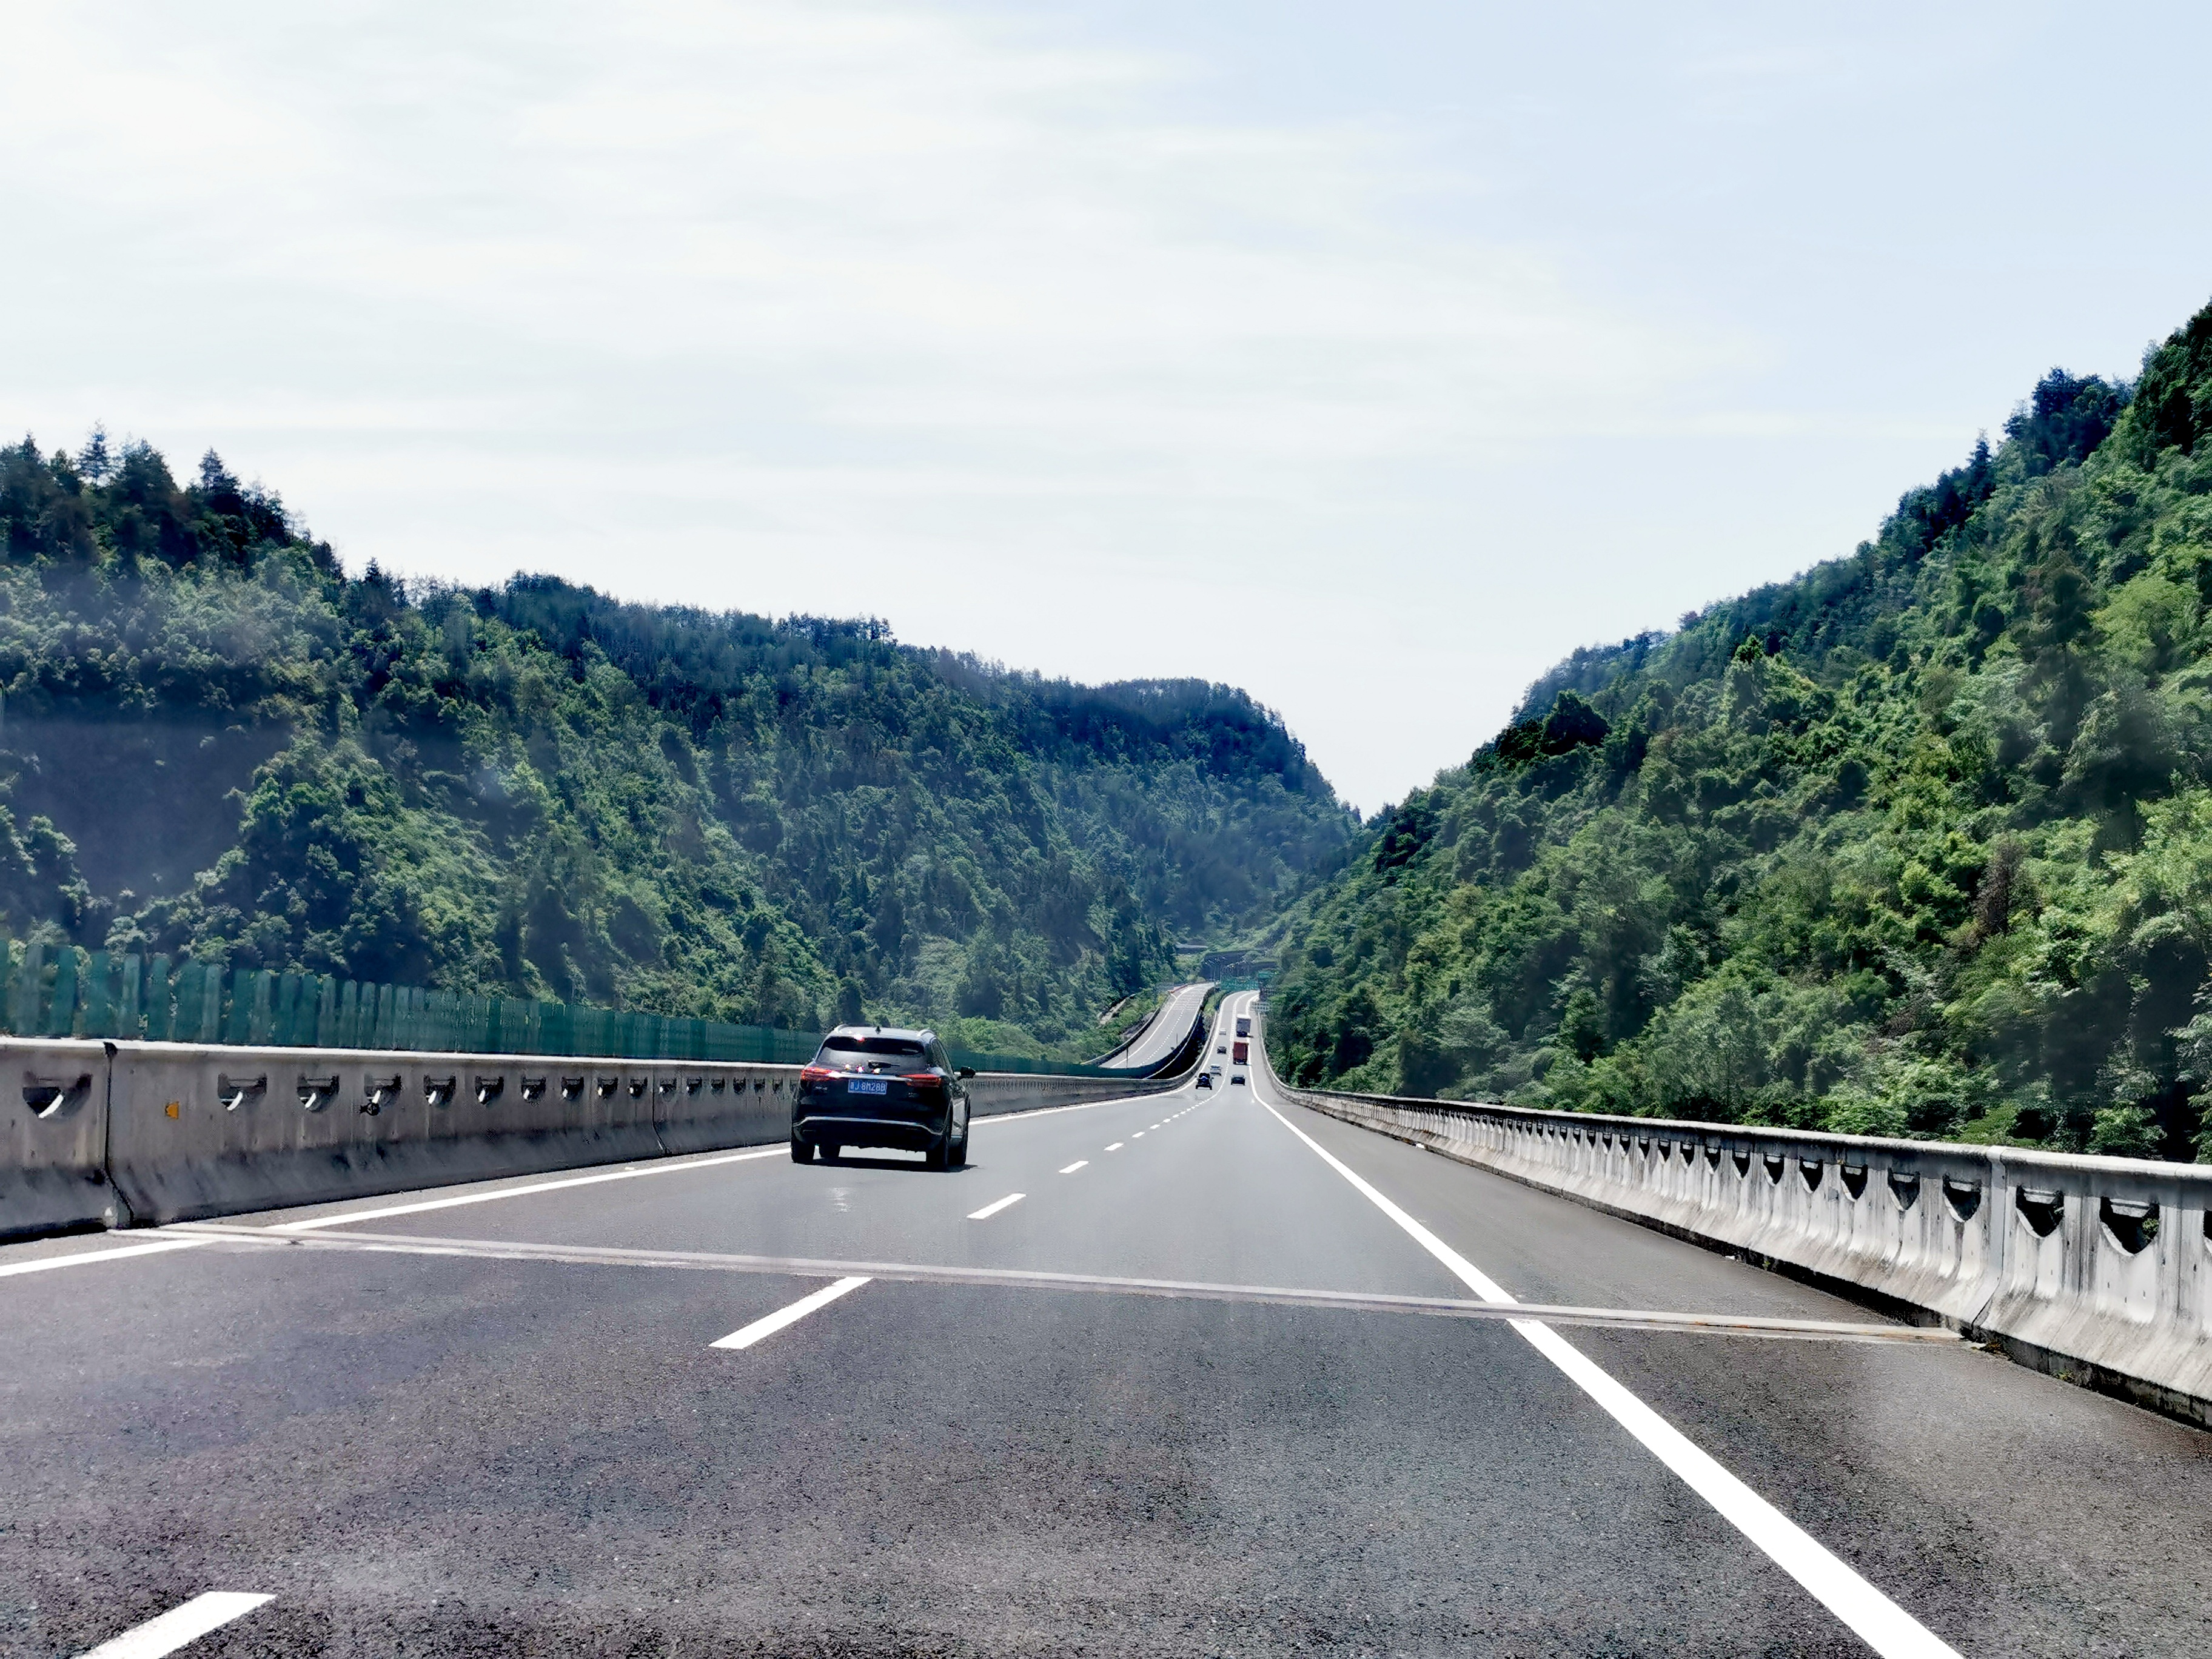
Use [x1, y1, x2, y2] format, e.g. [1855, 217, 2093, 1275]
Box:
[0, 437, 1356, 1055]
[1269, 295, 2212, 1160]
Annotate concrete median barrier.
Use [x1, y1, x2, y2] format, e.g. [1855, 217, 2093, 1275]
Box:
[652, 1064, 791, 1156]
[1259, 1025, 2212, 1424]
[1, 1036, 1180, 1237]
[966, 1070, 1179, 1118]
[107, 1043, 679, 1224]
[0, 1039, 128, 1239]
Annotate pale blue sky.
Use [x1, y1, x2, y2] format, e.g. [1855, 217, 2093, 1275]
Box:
[5, 1, 2210, 810]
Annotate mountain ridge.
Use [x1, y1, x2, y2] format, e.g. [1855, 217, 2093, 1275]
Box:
[1267, 298, 2212, 1161]
[0, 438, 1358, 1057]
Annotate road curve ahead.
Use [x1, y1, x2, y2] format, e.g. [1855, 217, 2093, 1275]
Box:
[5, 991, 2210, 1657]
[1096, 979, 1212, 1071]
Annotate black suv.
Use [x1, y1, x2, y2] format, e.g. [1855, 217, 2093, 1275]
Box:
[794, 1027, 974, 1170]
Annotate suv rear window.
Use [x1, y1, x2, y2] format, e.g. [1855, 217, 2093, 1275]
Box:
[816, 1036, 928, 1066]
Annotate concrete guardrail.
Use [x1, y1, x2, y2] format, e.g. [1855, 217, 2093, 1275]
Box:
[0, 1039, 127, 1236]
[2, 1039, 1178, 1239]
[1253, 1015, 2212, 1426]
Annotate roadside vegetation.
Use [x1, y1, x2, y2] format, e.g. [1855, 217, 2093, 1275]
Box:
[0, 440, 1356, 1056]
[1269, 295, 2212, 1160]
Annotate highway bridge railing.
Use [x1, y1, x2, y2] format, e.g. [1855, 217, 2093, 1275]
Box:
[2, 1033, 1190, 1242]
[1249, 1010, 2212, 1427]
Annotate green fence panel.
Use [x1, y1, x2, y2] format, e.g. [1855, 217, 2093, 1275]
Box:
[13, 941, 44, 1037]
[183, 964, 203, 1045]
[170, 960, 199, 1042]
[0, 948, 1111, 1076]
[252, 971, 275, 1044]
[118, 953, 143, 1039]
[144, 954, 171, 1042]
[79, 950, 111, 1038]
[169, 960, 193, 1042]
[272, 973, 298, 1046]
[199, 963, 223, 1044]
[198, 961, 223, 1044]
[45, 950, 77, 1039]
[221, 970, 250, 1045]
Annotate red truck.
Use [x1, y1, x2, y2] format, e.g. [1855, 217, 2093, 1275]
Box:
[1232, 1039, 1249, 1064]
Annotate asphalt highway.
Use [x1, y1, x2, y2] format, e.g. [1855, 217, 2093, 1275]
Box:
[5, 992, 2211, 1657]
[1096, 980, 1212, 1071]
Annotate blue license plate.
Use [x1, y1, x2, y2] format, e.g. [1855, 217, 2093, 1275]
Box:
[848, 1078, 888, 1095]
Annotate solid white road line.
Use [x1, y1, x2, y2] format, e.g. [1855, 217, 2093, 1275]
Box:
[979, 1092, 1176, 1125]
[711, 1276, 870, 1350]
[1254, 1091, 1960, 1659]
[273, 1147, 787, 1232]
[1105, 1142, 1124, 1151]
[0, 1237, 216, 1280]
[1059, 1161, 1088, 1175]
[74, 1591, 272, 1658]
[967, 1192, 1025, 1221]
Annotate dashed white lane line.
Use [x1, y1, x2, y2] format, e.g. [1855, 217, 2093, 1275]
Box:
[1059, 1161, 1088, 1175]
[711, 1276, 871, 1350]
[1253, 1092, 1960, 1659]
[74, 1590, 273, 1658]
[1131, 1131, 1145, 1139]
[0, 1237, 216, 1279]
[1105, 1142, 1124, 1152]
[967, 1192, 1025, 1221]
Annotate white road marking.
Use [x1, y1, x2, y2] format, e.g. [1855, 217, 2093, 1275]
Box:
[0, 1237, 216, 1279]
[1105, 1142, 1124, 1151]
[1131, 1131, 1145, 1139]
[1059, 1161, 1088, 1174]
[74, 1590, 272, 1658]
[980, 1091, 1176, 1124]
[273, 1147, 786, 1232]
[967, 1192, 1025, 1221]
[711, 1276, 870, 1350]
[1254, 1091, 1960, 1659]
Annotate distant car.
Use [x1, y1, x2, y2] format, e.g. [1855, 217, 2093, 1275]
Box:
[1216, 1044, 1226, 1054]
[1195, 1071, 1212, 1090]
[793, 1025, 973, 1170]
[1231, 1073, 1247, 1086]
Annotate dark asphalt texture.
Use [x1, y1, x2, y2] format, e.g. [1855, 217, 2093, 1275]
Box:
[4, 994, 2209, 1658]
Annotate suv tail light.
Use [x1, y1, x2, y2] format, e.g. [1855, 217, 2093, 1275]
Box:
[800, 1065, 839, 1084]
[901, 1071, 942, 1085]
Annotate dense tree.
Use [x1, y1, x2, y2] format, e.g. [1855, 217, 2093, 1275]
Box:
[1268, 293, 2212, 1162]
[0, 439, 1356, 1054]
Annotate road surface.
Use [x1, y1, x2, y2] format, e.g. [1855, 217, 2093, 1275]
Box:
[4, 991, 2210, 1657]
[1096, 980, 1212, 1072]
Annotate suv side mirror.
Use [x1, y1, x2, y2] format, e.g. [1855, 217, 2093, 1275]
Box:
[956, 1067, 976, 1079]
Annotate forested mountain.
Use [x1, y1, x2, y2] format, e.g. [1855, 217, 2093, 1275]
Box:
[0, 437, 1356, 1054]
[1269, 295, 2212, 1160]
